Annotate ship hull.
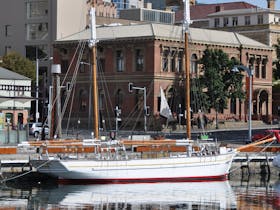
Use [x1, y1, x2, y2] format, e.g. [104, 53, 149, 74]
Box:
[33, 151, 236, 184]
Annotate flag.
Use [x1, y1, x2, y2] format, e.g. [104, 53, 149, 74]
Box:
[160, 87, 173, 119]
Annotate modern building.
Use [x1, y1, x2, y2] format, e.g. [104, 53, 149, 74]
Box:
[119, 4, 175, 24]
[52, 23, 273, 131]
[0, 0, 117, 122]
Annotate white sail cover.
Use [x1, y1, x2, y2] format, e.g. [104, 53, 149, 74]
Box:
[160, 87, 172, 119]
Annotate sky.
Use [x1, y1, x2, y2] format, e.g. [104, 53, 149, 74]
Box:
[197, 0, 280, 9]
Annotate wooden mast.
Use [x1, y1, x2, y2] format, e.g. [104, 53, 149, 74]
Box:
[184, 0, 191, 139]
[90, 1, 99, 139]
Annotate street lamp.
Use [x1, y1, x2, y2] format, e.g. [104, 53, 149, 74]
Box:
[232, 65, 254, 143]
[36, 56, 53, 123]
[128, 83, 149, 132]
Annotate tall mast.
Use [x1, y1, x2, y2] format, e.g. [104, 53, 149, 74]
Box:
[183, 0, 191, 139]
[90, 1, 99, 139]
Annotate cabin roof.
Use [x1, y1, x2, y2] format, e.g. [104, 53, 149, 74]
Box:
[56, 23, 271, 50]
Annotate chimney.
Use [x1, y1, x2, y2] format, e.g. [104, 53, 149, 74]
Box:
[267, 0, 276, 10]
[215, 5, 224, 12]
[190, 0, 195, 5]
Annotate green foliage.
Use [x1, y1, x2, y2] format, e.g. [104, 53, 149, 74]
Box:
[273, 38, 280, 80]
[199, 48, 245, 112]
[0, 51, 35, 81]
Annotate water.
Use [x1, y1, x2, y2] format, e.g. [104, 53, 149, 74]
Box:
[0, 175, 279, 210]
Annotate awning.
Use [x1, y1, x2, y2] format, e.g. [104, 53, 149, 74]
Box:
[0, 95, 35, 103]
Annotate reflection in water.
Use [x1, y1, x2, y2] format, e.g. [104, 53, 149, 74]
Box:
[230, 174, 279, 209]
[0, 181, 237, 209]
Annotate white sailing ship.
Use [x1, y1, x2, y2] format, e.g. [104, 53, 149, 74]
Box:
[30, 0, 238, 184]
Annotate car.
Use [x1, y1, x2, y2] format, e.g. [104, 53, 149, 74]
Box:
[29, 122, 49, 138]
[252, 129, 280, 143]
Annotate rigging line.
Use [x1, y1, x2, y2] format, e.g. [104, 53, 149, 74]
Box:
[57, 42, 86, 136]
[230, 137, 276, 173]
[66, 82, 77, 134]
[60, 42, 86, 118]
[51, 41, 86, 137]
[97, 62, 114, 130]
[43, 40, 85, 127]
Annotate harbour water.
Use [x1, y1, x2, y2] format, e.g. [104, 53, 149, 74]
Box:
[0, 174, 279, 209]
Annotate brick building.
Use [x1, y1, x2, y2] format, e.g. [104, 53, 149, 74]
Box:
[52, 23, 273, 130]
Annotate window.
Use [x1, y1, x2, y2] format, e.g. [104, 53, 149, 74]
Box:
[232, 17, 238, 26]
[170, 50, 176, 72]
[245, 16, 251, 25]
[214, 18, 220, 27]
[223, 17, 229, 27]
[255, 58, 260, 78]
[79, 89, 87, 112]
[61, 60, 69, 74]
[258, 15, 264, 24]
[116, 50, 124, 72]
[26, 23, 48, 41]
[177, 51, 183, 72]
[98, 58, 105, 72]
[135, 49, 144, 71]
[191, 54, 198, 75]
[25, 45, 48, 61]
[5, 25, 12, 37]
[162, 49, 169, 72]
[261, 58, 267, 79]
[26, 0, 48, 19]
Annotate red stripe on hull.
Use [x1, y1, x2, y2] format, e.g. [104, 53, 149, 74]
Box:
[58, 175, 228, 185]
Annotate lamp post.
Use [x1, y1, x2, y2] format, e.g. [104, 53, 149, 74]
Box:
[128, 83, 149, 132]
[36, 57, 53, 123]
[232, 65, 254, 143]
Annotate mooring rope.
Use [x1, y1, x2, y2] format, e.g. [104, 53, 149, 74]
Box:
[0, 159, 52, 184]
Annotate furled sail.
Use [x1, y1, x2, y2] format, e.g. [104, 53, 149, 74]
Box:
[160, 87, 173, 119]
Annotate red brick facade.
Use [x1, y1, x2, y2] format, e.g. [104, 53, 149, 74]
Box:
[53, 31, 273, 130]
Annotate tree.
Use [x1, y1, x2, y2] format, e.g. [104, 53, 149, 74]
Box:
[0, 52, 35, 81]
[273, 38, 280, 80]
[199, 48, 245, 125]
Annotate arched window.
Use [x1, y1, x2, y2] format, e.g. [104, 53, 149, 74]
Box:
[79, 89, 88, 112]
[191, 54, 198, 75]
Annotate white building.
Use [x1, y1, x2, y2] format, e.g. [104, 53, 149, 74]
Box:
[0, 67, 32, 129]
